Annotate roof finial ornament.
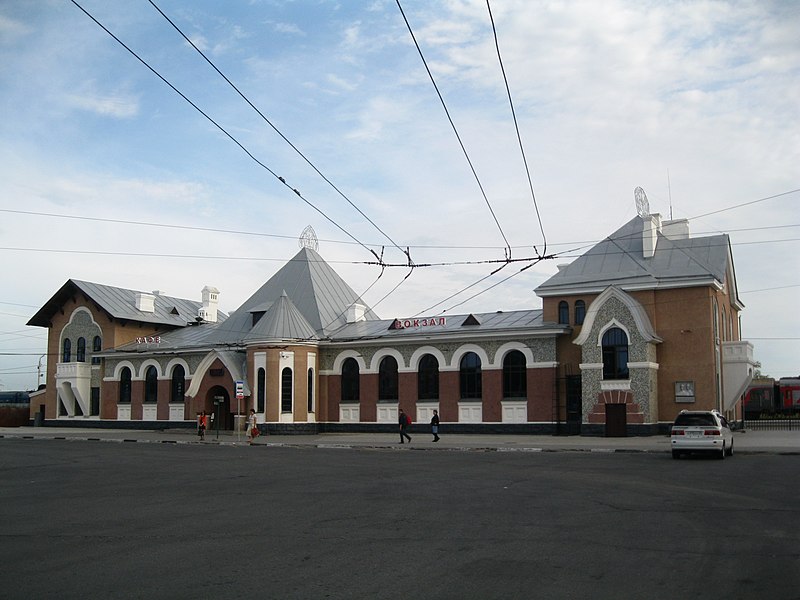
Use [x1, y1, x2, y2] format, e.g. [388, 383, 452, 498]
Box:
[299, 225, 319, 251]
[634, 187, 650, 218]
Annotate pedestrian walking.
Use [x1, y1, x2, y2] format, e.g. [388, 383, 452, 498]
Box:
[431, 409, 440, 442]
[246, 408, 259, 445]
[198, 411, 207, 441]
[399, 408, 412, 444]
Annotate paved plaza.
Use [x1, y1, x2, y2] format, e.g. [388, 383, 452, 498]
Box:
[1, 432, 798, 599]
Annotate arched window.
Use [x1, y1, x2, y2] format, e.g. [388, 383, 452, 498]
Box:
[170, 365, 185, 403]
[341, 357, 360, 403]
[378, 356, 399, 401]
[257, 367, 266, 413]
[417, 354, 439, 400]
[574, 300, 586, 326]
[145, 366, 158, 403]
[62, 338, 72, 362]
[76, 337, 86, 362]
[558, 301, 569, 324]
[460, 352, 482, 399]
[281, 367, 293, 413]
[307, 368, 314, 413]
[503, 350, 527, 398]
[119, 367, 132, 404]
[92, 335, 102, 365]
[602, 327, 629, 380]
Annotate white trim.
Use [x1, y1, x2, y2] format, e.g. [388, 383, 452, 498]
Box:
[107, 360, 137, 381]
[501, 400, 527, 423]
[416, 402, 439, 424]
[185, 350, 248, 398]
[408, 346, 447, 371]
[595, 319, 630, 348]
[458, 402, 483, 423]
[330, 350, 367, 373]
[493, 342, 534, 367]
[530, 361, 559, 369]
[600, 380, 631, 391]
[450, 344, 490, 370]
[340, 404, 360, 422]
[164, 357, 191, 378]
[573, 286, 661, 346]
[138, 359, 163, 379]
[627, 361, 659, 370]
[369, 348, 406, 373]
[377, 403, 397, 423]
[168, 404, 185, 421]
[579, 363, 603, 370]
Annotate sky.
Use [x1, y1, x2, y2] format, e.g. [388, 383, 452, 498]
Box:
[0, 0, 798, 391]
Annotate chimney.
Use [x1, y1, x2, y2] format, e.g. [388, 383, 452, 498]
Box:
[662, 218, 690, 240]
[642, 213, 662, 259]
[200, 286, 219, 323]
[347, 303, 366, 323]
[135, 292, 155, 313]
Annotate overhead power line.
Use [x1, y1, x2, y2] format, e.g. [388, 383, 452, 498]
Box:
[146, 0, 412, 266]
[69, 0, 382, 265]
[486, 0, 547, 258]
[689, 188, 800, 220]
[395, 0, 513, 261]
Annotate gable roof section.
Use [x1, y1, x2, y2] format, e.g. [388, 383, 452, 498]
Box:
[535, 215, 731, 297]
[27, 279, 217, 328]
[203, 247, 379, 344]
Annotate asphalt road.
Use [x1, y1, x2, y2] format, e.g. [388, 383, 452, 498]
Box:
[1, 439, 798, 600]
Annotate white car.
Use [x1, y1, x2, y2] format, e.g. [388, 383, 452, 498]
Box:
[670, 410, 734, 459]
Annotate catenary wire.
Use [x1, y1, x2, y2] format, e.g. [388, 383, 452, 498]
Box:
[69, 0, 382, 264]
[486, 0, 547, 258]
[146, 0, 412, 265]
[395, 0, 513, 260]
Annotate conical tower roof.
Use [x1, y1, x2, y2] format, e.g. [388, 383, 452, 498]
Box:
[204, 247, 379, 344]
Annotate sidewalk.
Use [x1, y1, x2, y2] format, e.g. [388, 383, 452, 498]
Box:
[1, 427, 797, 454]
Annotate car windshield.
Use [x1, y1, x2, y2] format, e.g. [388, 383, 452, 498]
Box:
[674, 413, 717, 427]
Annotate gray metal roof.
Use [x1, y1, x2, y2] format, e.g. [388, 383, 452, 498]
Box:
[328, 309, 556, 342]
[202, 247, 380, 344]
[536, 216, 731, 296]
[243, 292, 319, 343]
[27, 279, 226, 328]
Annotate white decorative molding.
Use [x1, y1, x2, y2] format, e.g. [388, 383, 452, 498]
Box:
[117, 405, 132, 420]
[416, 402, 439, 424]
[579, 363, 603, 370]
[168, 404, 184, 421]
[627, 361, 660, 370]
[340, 405, 360, 423]
[501, 400, 527, 423]
[573, 286, 662, 346]
[458, 402, 483, 423]
[600, 380, 631, 391]
[377, 404, 397, 423]
[142, 404, 158, 421]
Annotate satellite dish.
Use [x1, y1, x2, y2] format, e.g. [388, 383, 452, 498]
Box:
[299, 225, 319, 251]
[634, 187, 650, 217]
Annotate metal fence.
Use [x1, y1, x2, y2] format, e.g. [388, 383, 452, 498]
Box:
[744, 415, 800, 431]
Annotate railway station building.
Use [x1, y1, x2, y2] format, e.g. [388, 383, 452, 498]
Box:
[27, 213, 757, 435]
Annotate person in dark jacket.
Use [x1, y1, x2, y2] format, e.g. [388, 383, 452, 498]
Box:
[399, 408, 412, 444]
[430, 409, 440, 442]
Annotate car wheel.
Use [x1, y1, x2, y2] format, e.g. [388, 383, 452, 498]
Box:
[718, 444, 726, 460]
[672, 450, 681, 459]
[726, 440, 734, 457]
